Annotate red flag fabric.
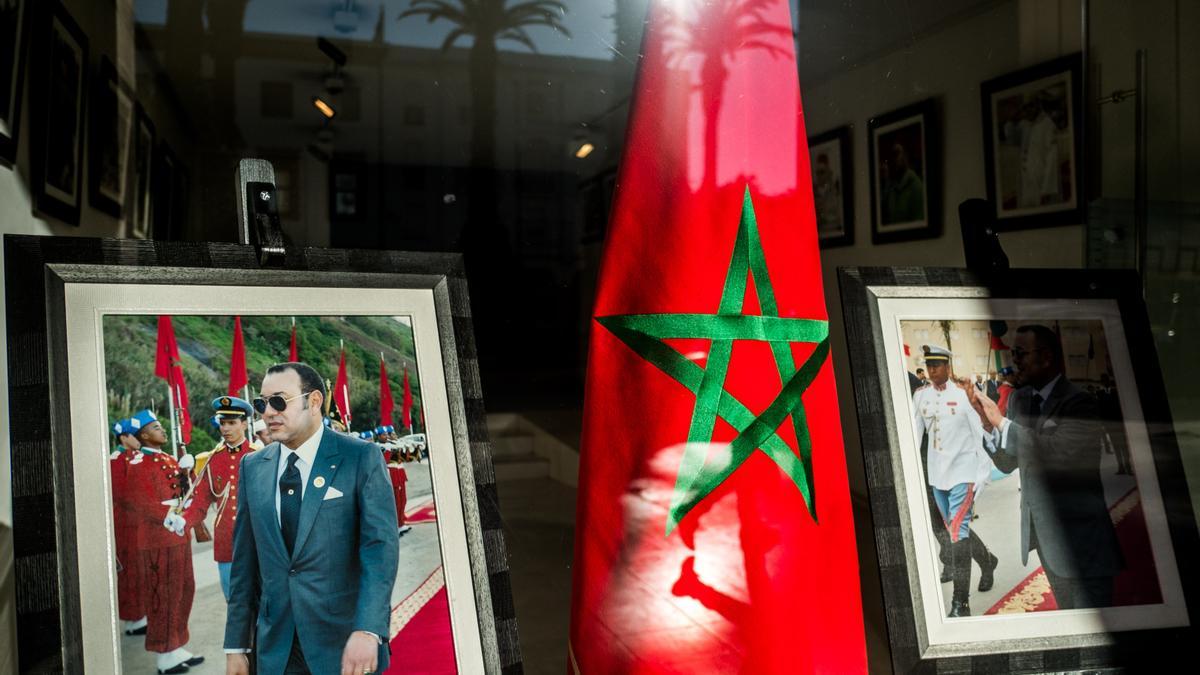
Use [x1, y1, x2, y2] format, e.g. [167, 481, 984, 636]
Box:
[379, 357, 395, 428]
[228, 316, 248, 396]
[334, 348, 352, 427]
[154, 316, 192, 444]
[989, 333, 1010, 351]
[289, 321, 299, 361]
[401, 367, 413, 430]
[567, 0, 866, 672]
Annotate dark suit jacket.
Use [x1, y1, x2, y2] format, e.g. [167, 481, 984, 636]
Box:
[989, 377, 1122, 578]
[224, 430, 399, 675]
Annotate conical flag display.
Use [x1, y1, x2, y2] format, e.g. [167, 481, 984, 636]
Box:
[567, 0, 867, 672]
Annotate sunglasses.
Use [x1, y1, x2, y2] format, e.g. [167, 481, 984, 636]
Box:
[252, 391, 312, 414]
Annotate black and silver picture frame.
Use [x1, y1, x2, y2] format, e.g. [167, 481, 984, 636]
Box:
[839, 266, 1200, 673]
[4, 236, 523, 673]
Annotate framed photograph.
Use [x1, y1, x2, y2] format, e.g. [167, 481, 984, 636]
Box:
[89, 56, 135, 219]
[981, 54, 1084, 231]
[130, 104, 155, 239]
[330, 158, 367, 224]
[808, 126, 854, 248]
[4, 236, 522, 673]
[28, 0, 88, 226]
[868, 99, 940, 244]
[0, 0, 31, 165]
[838, 266, 1200, 672]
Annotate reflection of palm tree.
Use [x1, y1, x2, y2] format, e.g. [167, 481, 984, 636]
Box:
[398, 0, 570, 170]
[939, 320, 954, 352]
[660, 0, 791, 188]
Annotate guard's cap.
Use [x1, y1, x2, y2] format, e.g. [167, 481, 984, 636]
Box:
[999, 366, 1015, 376]
[129, 409, 158, 432]
[252, 419, 266, 433]
[212, 396, 253, 419]
[359, 431, 374, 440]
[375, 425, 387, 435]
[112, 418, 136, 438]
[922, 345, 952, 363]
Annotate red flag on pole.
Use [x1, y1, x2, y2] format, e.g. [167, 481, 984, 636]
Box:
[567, 0, 866, 672]
[289, 318, 299, 361]
[401, 367, 413, 430]
[379, 356, 395, 428]
[333, 344, 352, 427]
[229, 316, 248, 396]
[988, 333, 1010, 351]
[154, 316, 192, 443]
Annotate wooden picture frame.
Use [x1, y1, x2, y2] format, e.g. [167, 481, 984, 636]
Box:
[839, 266, 1199, 673]
[4, 236, 523, 673]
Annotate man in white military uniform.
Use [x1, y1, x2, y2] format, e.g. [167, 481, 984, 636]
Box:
[912, 345, 999, 617]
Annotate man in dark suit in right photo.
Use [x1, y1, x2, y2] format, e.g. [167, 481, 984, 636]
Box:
[976, 324, 1123, 609]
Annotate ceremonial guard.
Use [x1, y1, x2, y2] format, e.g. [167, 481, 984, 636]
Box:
[181, 397, 261, 600]
[111, 418, 147, 636]
[911, 346, 999, 617]
[124, 409, 204, 673]
[386, 445, 412, 536]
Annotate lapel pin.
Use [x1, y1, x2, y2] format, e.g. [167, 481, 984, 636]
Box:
[314, 476, 326, 488]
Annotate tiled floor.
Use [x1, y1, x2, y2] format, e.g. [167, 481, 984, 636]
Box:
[496, 477, 578, 675]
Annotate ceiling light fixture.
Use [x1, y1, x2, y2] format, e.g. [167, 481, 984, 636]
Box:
[574, 142, 595, 159]
[313, 96, 337, 119]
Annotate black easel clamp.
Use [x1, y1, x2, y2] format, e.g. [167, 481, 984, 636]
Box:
[236, 158, 287, 267]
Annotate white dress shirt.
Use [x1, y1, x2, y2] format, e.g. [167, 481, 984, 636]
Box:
[275, 423, 324, 525]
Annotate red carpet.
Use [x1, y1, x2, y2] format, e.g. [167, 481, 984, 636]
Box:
[384, 567, 457, 674]
[406, 499, 437, 524]
[985, 487, 1160, 614]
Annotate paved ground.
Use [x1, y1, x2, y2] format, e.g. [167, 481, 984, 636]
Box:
[119, 461, 437, 673]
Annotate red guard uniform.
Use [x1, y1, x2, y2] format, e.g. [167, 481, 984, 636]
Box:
[183, 439, 259, 562]
[126, 448, 195, 653]
[386, 451, 408, 527]
[110, 449, 144, 621]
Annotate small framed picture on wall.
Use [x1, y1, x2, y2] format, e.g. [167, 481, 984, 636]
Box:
[29, 0, 88, 226]
[868, 98, 941, 244]
[808, 126, 854, 248]
[981, 54, 1084, 231]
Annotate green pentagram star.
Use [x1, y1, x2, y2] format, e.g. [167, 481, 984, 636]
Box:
[597, 186, 830, 535]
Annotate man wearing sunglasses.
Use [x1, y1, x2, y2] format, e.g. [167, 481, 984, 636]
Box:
[224, 362, 399, 675]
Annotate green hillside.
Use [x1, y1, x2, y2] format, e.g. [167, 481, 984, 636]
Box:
[103, 314, 425, 454]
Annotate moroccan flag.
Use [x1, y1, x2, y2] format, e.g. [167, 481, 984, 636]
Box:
[289, 319, 299, 361]
[988, 333, 1010, 352]
[153, 316, 192, 444]
[228, 316, 248, 396]
[401, 367, 413, 430]
[567, 0, 866, 672]
[333, 345, 352, 427]
[379, 356, 395, 427]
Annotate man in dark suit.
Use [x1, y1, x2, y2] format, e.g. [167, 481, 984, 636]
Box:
[976, 325, 1122, 609]
[224, 362, 399, 675]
